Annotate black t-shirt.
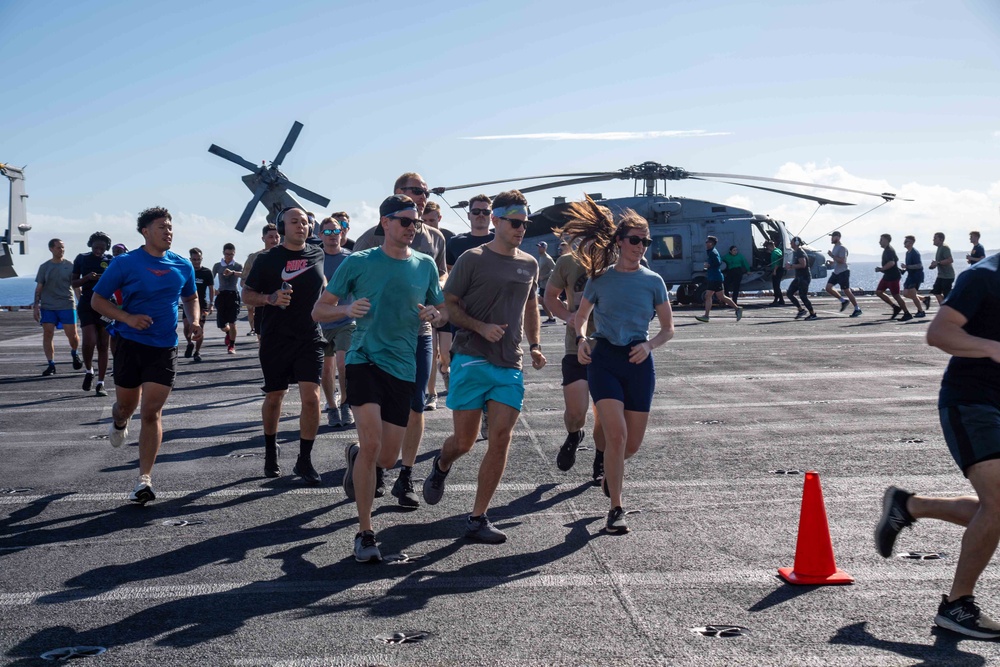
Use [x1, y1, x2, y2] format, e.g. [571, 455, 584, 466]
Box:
[793, 248, 810, 281]
[72, 252, 112, 303]
[881, 246, 902, 281]
[193, 267, 213, 308]
[245, 244, 325, 342]
[446, 232, 494, 267]
[940, 253, 1000, 407]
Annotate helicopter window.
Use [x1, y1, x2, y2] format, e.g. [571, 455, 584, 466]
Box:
[652, 235, 682, 260]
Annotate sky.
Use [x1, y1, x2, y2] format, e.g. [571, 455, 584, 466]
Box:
[2, 0, 999, 275]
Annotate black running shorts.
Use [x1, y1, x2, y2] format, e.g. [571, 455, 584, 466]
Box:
[940, 403, 1000, 476]
[561, 353, 588, 387]
[215, 290, 241, 328]
[259, 336, 323, 393]
[931, 277, 954, 298]
[113, 336, 177, 389]
[346, 362, 414, 428]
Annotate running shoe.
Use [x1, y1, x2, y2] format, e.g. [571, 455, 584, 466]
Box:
[42, 365, 56, 377]
[82, 372, 94, 391]
[193, 352, 202, 362]
[227, 343, 236, 355]
[343, 442, 359, 500]
[606, 506, 629, 534]
[264, 443, 281, 478]
[95, 383, 108, 397]
[923, 295, 931, 310]
[557, 430, 584, 471]
[891, 305, 902, 320]
[354, 530, 382, 563]
[293, 455, 321, 485]
[108, 419, 129, 448]
[72, 354, 83, 370]
[246, 330, 257, 337]
[840, 299, 850, 313]
[915, 310, 926, 318]
[874, 485, 914, 557]
[850, 308, 862, 318]
[340, 403, 355, 428]
[128, 475, 155, 505]
[425, 393, 437, 411]
[328, 406, 342, 428]
[592, 452, 605, 486]
[391, 468, 420, 508]
[900, 312, 914, 322]
[935, 595, 1000, 639]
[465, 514, 507, 544]
[422, 454, 449, 505]
[795, 309, 807, 319]
[375, 466, 385, 498]
[544, 317, 557, 324]
[695, 315, 710, 323]
[184, 342, 194, 358]
[804, 313, 818, 321]
[735, 307, 744, 322]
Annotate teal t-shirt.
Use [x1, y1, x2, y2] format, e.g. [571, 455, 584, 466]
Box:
[582, 265, 668, 346]
[326, 247, 444, 382]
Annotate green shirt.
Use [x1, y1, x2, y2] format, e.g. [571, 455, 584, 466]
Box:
[935, 245, 955, 280]
[723, 252, 750, 273]
[326, 247, 444, 382]
[769, 248, 784, 271]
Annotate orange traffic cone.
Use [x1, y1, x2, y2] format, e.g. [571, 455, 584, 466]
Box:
[778, 470, 854, 585]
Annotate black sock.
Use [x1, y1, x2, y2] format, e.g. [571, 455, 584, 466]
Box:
[264, 433, 277, 450]
[401, 465, 412, 475]
[594, 450, 604, 463]
[299, 438, 314, 457]
[567, 430, 583, 445]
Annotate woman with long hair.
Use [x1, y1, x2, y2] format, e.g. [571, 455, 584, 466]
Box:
[558, 197, 674, 534]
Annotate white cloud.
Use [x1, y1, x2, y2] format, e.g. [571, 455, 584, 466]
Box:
[464, 130, 731, 141]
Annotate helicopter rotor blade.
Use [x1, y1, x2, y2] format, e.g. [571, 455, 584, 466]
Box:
[517, 173, 622, 195]
[436, 171, 614, 193]
[284, 180, 331, 208]
[235, 182, 269, 232]
[688, 177, 856, 206]
[208, 144, 259, 173]
[273, 121, 304, 167]
[690, 172, 912, 201]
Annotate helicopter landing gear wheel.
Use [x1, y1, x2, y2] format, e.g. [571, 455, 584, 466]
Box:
[691, 277, 707, 306]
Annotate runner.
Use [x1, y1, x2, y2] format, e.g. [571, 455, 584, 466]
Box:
[330, 211, 354, 251]
[559, 197, 674, 534]
[184, 248, 214, 362]
[212, 243, 243, 354]
[968, 231, 986, 265]
[927, 232, 955, 309]
[241, 223, 280, 338]
[695, 236, 742, 323]
[313, 194, 445, 562]
[765, 239, 785, 306]
[421, 190, 546, 544]
[722, 244, 749, 305]
[545, 240, 607, 484]
[785, 236, 817, 321]
[537, 242, 557, 323]
[34, 238, 81, 376]
[901, 235, 927, 319]
[824, 231, 861, 317]
[318, 216, 355, 427]
[90, 207, 200, 504]
[423, 201, 445, 410]
[876, 252, 1000, 638]
[242, 208, 326, 485]
[875, 233, 910, 321]
[72, 232, 113, 396]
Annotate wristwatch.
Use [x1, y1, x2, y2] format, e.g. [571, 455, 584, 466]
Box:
[529, 343, 541, 352]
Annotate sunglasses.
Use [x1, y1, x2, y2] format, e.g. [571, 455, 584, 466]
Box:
[624, 236, 652, 247]
[399, 186, 430, 197]
[337, 221, 350, 231]
[388, 215, 423, 229]
[321, 227, 341, 236]
[497, 216, 527, 229]
[470, 208, 491, 216]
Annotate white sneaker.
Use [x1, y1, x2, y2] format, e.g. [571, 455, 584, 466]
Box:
[128, 475, 155, 504]
[108, 419, 129, 448]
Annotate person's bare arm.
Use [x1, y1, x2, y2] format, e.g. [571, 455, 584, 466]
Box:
[927, 306, 1000, 363]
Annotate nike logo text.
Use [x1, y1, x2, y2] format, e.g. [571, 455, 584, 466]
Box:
[281, 259, 312, 281]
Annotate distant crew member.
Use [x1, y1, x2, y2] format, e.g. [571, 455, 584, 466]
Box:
[213, 243, 243, 354]
[824, 231, 861, 317]
[91, 206, 200, 504]
[72, 232, 113, 396]
[184, 248, 214, 362]
[241, 223, 281, 338]
[421, 190, 545, 545]
[765, 239, 785, 306]
[34, 238, 82, 375]
[875, 233, 911, 321]
[785, 236, 817, 321]
[968, 231, 986, 265]
[423, 200, 446, 410]
[696, 236, 742, 323]
[722, 244, 750, 305]
[330, 211, 354, 251]
[537, 242, 557, 323]
[243, 208, 326, 485]
[901, 235, 927, 319]
[926, 232, 955, 309]
[875, 251, 1000, 639]
[318, 216, 355, 427]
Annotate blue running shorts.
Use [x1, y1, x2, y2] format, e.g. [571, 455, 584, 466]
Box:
[587, 339, 655, 413]
[446, 353, 524, 412]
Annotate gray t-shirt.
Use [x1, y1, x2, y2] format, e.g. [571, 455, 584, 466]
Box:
[35, 259, 76, 310]
[537, 252, 556, 287]
[831, 244, 849, 275]
[583, 265, 668, 347]
[446, 245, 538, 370]
[936, 244, 955, 280]
[354, 224, 447, 337]
[213, 261, 243, 292]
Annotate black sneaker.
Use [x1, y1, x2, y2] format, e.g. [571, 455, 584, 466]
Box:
[557, 430, 584, 471]
[95, 383, 108, 397]
[72, 355, 83, 370]
[804, 313, 818, 321]
[422, 454, 449, 505]
[592, 453, 605, 486]
[465, 514, 507, 544]
[42, 365, 56, 377]
[795, 309, 807, 319]
[923, 295, 931, 310]
[874, 486, 914, 557]
[375, 466, 385, 498]
[391, 468, 420, 508]
[900, 312, 914, 322]
[82, 372, 94, 391]
[193, 352, 202, 362]
[840, 299, 850, 313]
[915, 310, 926, 318]
[264, 443, 281, 478]
[606, 506, 629, 534]
[184, 342, 194, 358]
[293, 455, 321, 485]
[935, 595, 1000, 639]
[343, 443, 360, 500]
[891, 305, 902, 320]
[354, 530, 382, 563]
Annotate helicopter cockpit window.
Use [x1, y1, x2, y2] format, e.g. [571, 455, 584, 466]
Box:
[652, 235, 682, 260]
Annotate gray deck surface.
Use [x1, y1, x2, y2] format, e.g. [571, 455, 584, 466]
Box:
[2, 297, 998, 666]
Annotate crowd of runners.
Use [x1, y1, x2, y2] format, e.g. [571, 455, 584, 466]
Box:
[29, 174, 1000, 638]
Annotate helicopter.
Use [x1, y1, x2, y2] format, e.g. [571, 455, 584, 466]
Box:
[435, 161, 908, 305]
[0, 163, 29, 279]
[208, 121, 331, 232]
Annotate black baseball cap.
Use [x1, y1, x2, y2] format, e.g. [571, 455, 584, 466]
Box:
[379, 194, 416, 217]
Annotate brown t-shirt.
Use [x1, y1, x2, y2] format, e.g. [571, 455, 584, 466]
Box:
[446, 244, 538, 369]
[548, 253, 595, 355]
